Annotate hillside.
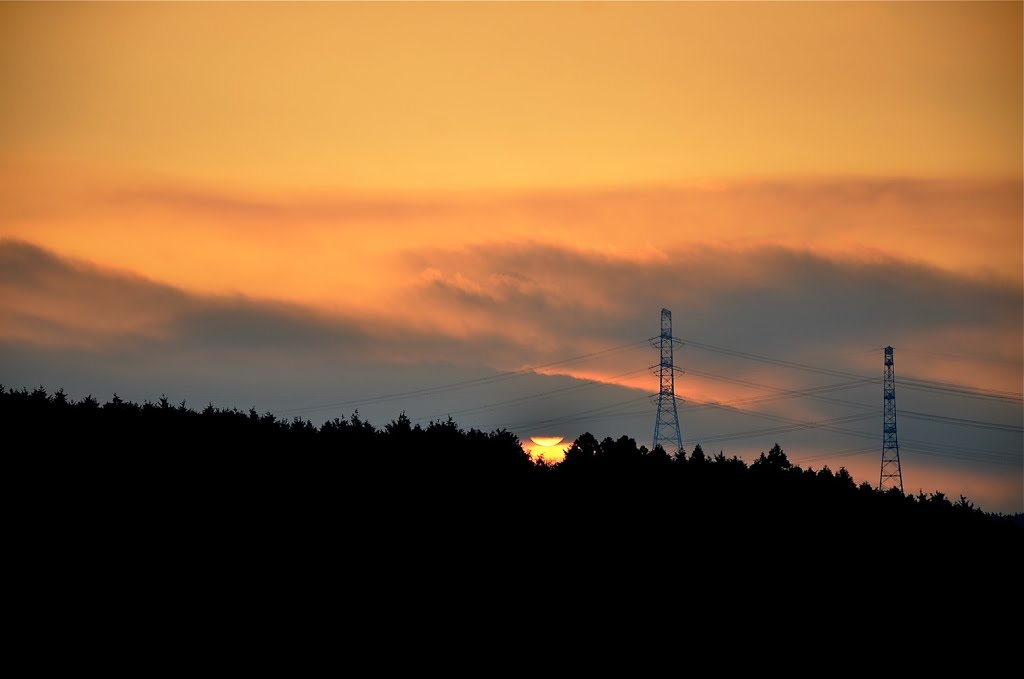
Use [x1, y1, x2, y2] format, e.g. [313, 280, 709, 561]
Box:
[5, 386, 1021, 569]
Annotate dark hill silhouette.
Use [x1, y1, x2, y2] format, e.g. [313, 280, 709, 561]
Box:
[4, 385, 1021, 589]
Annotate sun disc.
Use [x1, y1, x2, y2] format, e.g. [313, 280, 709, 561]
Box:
[530, 435, 564, 447]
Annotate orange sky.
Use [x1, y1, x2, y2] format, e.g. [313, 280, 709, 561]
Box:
[1, 2, 1020, 191]
[0, 2, 1021, 509]
[1, 2, 1020, 308]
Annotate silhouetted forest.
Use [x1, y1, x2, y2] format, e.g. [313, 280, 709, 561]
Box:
[6, 386, 1021, 574]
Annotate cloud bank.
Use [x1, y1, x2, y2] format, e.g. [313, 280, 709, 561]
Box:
[2, 238, 1019, 512]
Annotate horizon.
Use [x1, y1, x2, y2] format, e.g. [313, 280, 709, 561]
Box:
[1, 2, 1021, 514]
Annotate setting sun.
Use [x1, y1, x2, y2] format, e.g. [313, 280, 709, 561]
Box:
[525, 436, 570, 464]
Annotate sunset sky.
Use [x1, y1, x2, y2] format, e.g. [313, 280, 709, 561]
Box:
[1, 2, 1021, 513]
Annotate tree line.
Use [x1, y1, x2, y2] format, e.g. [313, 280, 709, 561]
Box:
[4, 385, 1020, 562]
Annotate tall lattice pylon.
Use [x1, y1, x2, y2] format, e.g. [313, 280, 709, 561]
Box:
[652, 308, 683, 457]
[879, 345, 904, 493]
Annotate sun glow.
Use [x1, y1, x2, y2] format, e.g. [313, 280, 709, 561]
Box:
[525, 435, 569, 463]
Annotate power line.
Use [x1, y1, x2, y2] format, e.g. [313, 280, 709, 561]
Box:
[690, 412, 877, 446]
[680, 393, 1019, 465]
[679, 337, 1023, 404]
[484, 395, 653, 433]
[897, 377, 1023, 404]
[793, 446, 878, 465]
[259, 330, 1018, 476]
[898, 435, 1020, 461]
[901, 446, 1023, 468]
[680, 337, 866, 381]
[494, 338, 1023, 469]
[273, 338, 650, 416]
[681, 368, 875, 410]
[899, 346, 1023, 367]
[685, 366, 1022, 433]
[682, 395, 876, 442]
[899, 410, 1022, 433]
[412, 367, 649, 424]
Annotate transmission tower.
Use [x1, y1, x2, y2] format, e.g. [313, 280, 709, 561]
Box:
[879, 346, 903, 493]
[652, 308, 684, 457]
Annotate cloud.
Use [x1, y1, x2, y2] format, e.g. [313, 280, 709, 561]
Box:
[404, 238, 1022, 506]
[0, 241, 654, 447]
[106, 186, 454, 225]
[3, 170, 1021, 303]
[0, 239, 369, 352]
[5, 235, 1019, 381]
[7, 233, 1018, 395]
[1, 238, 1020, 513]
[405, 241, 1023, 369]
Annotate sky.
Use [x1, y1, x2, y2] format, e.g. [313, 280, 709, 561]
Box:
[1, 2, 1021, 513]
